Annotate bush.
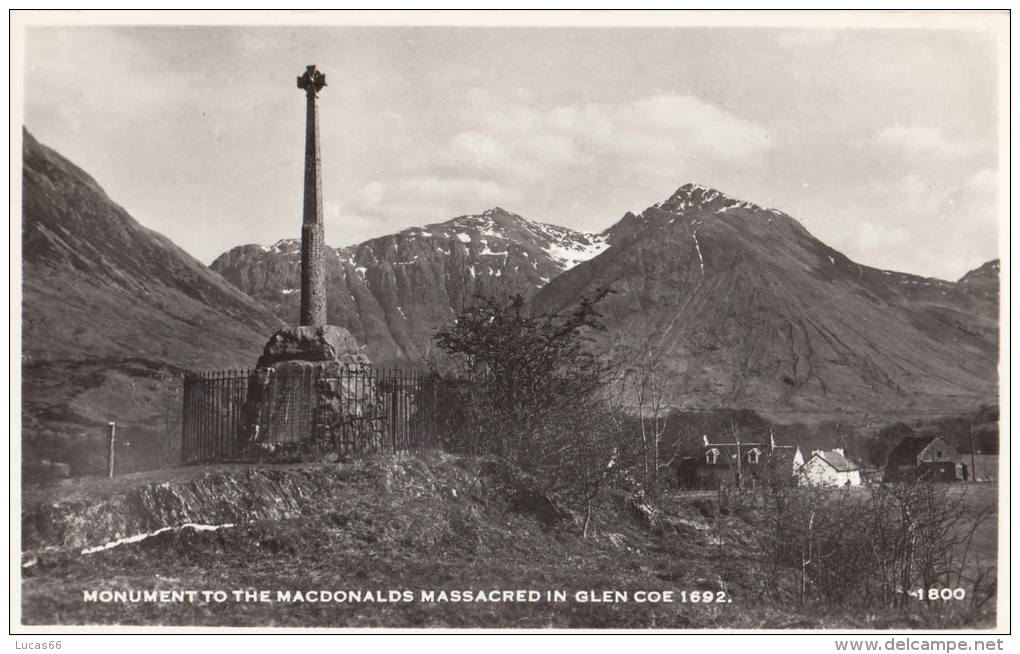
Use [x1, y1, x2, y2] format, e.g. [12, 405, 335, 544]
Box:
[755, 481, 994, 610]
[431, 290, 630, 536]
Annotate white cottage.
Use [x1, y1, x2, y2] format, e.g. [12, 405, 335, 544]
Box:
[798, 448, 862, 487]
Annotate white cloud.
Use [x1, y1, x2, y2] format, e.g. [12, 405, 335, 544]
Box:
[623, 95, 775, 160]
[518, 132, 578, 166]
[433, 92, 774, 186]
[873, 125, 984, 160]
[325, 209, 383, 247]
[394, 176, 507, 201]
[347, 91, 775, 237]
[850, 220, 910, 251]
[861, 171, 996, 221]
[343, 174, 516, 233]
[828, 167, 998, 279]
[449, 132, 511, 166]
[360, 182, 387, 208]
[477, 93, 774, 162]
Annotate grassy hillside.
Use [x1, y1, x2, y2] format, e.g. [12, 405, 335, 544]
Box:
[21, 129, 284, 483]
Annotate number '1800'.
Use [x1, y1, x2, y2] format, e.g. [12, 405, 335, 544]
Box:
[908, 588, 967, 600]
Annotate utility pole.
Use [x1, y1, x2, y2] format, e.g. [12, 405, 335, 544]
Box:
[107, 421, 116, 478]
[735, 432, 742, 488]
[970, 423, 977, 482]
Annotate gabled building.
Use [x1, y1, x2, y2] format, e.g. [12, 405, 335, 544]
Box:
[798, 449, 862, 487]
[885, 435, 966, 482]
[675, 430, 804, 489]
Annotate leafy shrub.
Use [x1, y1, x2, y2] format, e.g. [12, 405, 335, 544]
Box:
[431, 291, 632, 536]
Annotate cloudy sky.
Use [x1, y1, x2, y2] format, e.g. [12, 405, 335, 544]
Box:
[20, 13, 1006, 280]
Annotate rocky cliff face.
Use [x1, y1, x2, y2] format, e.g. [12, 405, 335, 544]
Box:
[533, 184, 999, 421]
[211, 208, 608, 365]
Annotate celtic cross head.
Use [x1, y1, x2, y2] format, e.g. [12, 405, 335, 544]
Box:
[297, 65, 327, 96]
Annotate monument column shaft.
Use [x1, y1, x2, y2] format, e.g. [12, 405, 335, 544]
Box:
[300, 87, 327, 327]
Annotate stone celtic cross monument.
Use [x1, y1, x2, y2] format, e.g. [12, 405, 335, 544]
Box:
[242, 65, 375, 454]
[297, 64, 327, 326]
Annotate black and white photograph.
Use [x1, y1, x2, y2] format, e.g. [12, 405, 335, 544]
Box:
[10, 10, 1009, 639]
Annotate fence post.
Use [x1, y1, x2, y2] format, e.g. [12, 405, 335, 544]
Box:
[107, 421, 116, 478]
[390, 371, 398, 454]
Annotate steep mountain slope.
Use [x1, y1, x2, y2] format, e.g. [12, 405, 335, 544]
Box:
[212, 208, 607, 364]
[533, 184, 999, 422]
[21, 128, 284, 479]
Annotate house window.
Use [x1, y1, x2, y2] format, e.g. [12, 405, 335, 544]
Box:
[706, 449, 719, 464]
[936, 451, 942, 459]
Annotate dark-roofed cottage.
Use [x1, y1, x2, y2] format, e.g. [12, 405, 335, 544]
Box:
[885, 435, 966, 482]
[674, 430, 804, 489]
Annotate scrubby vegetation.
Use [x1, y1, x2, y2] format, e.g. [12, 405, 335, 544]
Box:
[431, 290, 632, 536]
[734, 480, 996, 612]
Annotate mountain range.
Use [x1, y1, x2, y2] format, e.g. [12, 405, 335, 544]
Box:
[20, 130, 1000, 477]
[211, 208, 608, 364]
[215, 183, 998, 421]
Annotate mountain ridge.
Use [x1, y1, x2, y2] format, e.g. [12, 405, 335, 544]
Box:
[211, 206, 609, 364]
[532, 183, 998, 420]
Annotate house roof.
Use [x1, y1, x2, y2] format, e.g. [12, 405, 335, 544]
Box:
[809, 450, 858, 472]
[886, 436, 946, 466]
[702, 443, 762, 458]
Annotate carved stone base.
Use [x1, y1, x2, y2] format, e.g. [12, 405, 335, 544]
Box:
[242, 325, 379, 457]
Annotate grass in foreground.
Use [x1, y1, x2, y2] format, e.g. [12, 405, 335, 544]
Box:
[20, 455, 998, 629]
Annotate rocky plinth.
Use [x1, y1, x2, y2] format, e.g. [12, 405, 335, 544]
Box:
[256, 325, 364, 369]
[242, 324, 378, 457]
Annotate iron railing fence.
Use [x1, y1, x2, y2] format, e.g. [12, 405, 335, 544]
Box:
[181, 367, 436, 464]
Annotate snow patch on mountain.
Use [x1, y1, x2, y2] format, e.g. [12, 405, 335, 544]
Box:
[542, 235, 610, 270]
[415, 208, 610, 274]
[691, 231, 705, 274]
